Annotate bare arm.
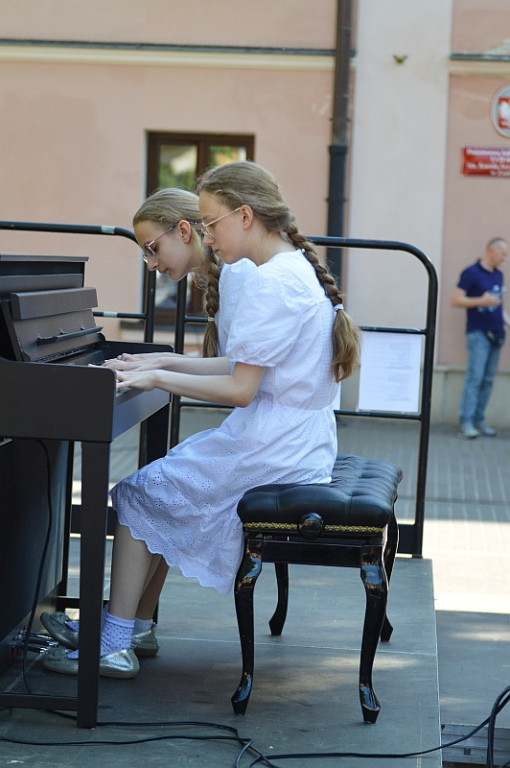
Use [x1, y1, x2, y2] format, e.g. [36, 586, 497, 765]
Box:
[451, 287, 501, 310]
[103, 352, 230, 375]
[115, 361, 265, 408]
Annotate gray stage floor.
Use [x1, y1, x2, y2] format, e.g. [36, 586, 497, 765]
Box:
[1, 555, 440, 768]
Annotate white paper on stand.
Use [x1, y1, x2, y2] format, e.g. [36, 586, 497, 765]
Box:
[357, 331, 422, 413]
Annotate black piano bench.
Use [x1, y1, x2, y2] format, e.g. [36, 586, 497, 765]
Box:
[231, 453, 403, 724]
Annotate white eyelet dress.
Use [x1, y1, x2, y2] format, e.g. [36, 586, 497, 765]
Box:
[110, 251, 340, 595]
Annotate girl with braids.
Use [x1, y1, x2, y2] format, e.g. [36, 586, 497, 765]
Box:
[42, 162, 359, 680]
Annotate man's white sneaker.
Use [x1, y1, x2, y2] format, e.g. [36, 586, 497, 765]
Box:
[458, 424, 479, 439]
[475, 424, 497, 436]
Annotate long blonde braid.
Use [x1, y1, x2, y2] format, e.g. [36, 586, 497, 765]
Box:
[201, 247, 222, 358]
[286, 225, 360, 381]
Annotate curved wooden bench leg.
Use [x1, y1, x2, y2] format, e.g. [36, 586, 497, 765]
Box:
[269, 562, 289, 636]
[231, 542, 262, 715]
[380, 511, 399, 642]
[380, 614, 393, 643]
[359, 548, 388, 724]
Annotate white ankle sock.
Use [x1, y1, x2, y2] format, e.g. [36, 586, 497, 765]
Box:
[133, 617, 153, 635]
[100, 612, 134, 655]
[67, 611, 134, 660]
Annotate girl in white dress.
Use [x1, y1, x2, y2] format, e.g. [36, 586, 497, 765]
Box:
[43, 162, 359, 679]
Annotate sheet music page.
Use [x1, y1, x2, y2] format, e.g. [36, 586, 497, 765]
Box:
[357, 331, 422, 413]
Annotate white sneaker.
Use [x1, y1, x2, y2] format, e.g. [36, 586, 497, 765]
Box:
[475, 424, 497, 437]
[458, 424, 479, 439]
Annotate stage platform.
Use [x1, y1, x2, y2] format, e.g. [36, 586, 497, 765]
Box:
[0, 550, 441, 768]
[1, 414, 509, 767]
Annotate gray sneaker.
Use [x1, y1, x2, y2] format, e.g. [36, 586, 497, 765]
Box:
[475, 424, 497, 437]
[458, 424, 479, 439]
[131, 625, 159, 657]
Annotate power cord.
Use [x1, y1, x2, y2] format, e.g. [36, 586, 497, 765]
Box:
[0, 718, 269, 768]
[487, 686, 510, 768]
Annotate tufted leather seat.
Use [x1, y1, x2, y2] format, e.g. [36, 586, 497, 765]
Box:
[231, 453, 403, 724]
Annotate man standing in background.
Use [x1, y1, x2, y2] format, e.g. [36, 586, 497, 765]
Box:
[451, 237, 510, 439]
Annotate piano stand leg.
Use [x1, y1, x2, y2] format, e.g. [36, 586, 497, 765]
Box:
[77, 441, 110, 727]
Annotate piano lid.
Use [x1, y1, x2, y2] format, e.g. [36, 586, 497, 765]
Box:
[0, 253, 87, 295]
[0, 255, 103, 362]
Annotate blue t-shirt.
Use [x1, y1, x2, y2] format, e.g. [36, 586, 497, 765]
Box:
[457, 261, 505, 332]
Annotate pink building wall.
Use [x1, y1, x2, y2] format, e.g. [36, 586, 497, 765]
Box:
[439, 0, 510, 374]
[0, 1, 336, 339]
[2, 0, 510, 423]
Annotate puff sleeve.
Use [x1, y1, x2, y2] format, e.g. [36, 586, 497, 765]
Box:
[226, 260, 309, 367]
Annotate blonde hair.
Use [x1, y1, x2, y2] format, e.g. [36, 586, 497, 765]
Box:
[197, 162, 360, 381]
[133, 188, 221, 357]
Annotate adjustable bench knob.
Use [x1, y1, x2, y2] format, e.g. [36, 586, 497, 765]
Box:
[298, 512, 324, 539]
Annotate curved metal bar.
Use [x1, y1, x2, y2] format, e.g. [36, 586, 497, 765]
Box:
[0, 220, 136, 241]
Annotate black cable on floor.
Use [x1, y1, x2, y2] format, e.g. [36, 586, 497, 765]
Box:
[2, 686, 509, 768]
[487, 686, 510, 768]
[0, 719, 272, 768]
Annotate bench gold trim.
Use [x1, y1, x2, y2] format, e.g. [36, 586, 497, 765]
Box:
[243, 522, 384, 534]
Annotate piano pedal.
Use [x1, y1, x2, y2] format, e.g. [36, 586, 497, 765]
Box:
[10, 630, 59, 656]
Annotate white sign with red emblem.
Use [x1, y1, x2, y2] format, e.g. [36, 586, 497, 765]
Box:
[491, 85, 510, 138]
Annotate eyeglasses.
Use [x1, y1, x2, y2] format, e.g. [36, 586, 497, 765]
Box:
[142, 226, 175, 263]
[201, 207, 242, 239]
[142, 220, 203, 263]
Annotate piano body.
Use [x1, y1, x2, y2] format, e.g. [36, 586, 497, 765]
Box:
[0, 253, 171, 726]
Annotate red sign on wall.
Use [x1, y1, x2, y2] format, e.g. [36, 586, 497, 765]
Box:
[496, 97, 510, 131]
[462, 146, 510, 177]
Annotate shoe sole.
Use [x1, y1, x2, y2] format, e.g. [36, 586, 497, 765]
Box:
[44, 662, 139, 679]
[132, 645, 159, 658]
[98, 665, 139, 679]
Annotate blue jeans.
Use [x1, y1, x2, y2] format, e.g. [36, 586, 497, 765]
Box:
[459, 330, 501, 426]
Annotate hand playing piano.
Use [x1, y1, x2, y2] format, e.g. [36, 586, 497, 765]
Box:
[103, 357, 153, 372]
[103, 352, 179, 372]
[104, 352, 153, 365]
[115, 368, 158, 391]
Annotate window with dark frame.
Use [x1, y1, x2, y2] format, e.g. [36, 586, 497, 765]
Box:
[145, 132, 255, 326]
